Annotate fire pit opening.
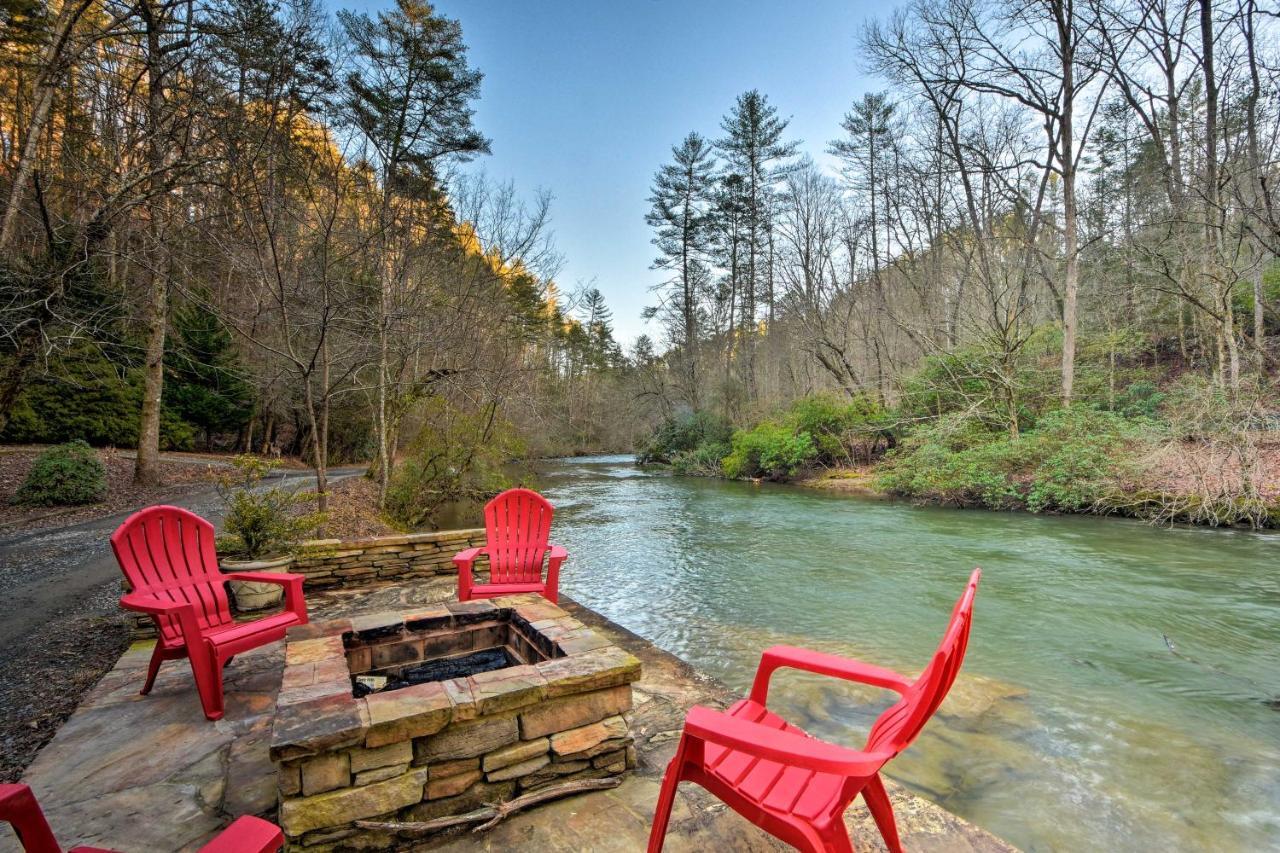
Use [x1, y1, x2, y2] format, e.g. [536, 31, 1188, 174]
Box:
[345, 608, 559, 697]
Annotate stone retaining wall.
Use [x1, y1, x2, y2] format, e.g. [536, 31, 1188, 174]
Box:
[288, 528, 486, 590]
[123, 528, 487, 641]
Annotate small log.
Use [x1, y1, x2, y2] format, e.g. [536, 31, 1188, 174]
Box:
[356, 777, 622, 837]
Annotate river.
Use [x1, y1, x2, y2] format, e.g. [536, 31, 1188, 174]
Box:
[518, 454, 1280, 852]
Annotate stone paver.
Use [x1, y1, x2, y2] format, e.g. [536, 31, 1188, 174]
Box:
[5, 577, 1016, 852]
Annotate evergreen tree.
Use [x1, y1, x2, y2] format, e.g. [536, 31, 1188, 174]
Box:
[829, 92, 896, 280]
[714, 90, 798, 392]
[646, 131, 716, 406]
[165, 300, 254, 449]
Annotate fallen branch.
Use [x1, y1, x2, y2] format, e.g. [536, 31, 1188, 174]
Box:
[355, 777, 622, 836]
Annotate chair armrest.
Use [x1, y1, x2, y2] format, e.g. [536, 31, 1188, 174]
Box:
[749, 645, 913, 706]
[120, 593, 204, 645]
[223, 572, 308, 625]
[454, 547, 483, 599]
[683, 706, 891, 776]
[544, 544, 567, 602]
[120, 592, 193, 616]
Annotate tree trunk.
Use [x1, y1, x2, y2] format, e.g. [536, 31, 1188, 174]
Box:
[1057, 0, 1079, 407]
[133, 0, 171, 486]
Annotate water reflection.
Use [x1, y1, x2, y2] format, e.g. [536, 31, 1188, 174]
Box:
[531, 454, 1280, 852]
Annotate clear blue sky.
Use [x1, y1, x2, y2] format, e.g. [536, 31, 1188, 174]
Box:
[341, 0, 888, 345]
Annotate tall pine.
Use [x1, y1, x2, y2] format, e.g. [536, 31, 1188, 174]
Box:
[646, 131, 716, 407]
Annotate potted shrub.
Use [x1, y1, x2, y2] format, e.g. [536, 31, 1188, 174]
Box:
[215, 455, 324, 612]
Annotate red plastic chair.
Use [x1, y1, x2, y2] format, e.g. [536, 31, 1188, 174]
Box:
[648, 569, 981, 853]
[110, 505, 309, 721]
[453, 488, 567, 604]
[0, 782, 284, 852]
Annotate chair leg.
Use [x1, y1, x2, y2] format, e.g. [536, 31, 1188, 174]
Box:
[862, 774, 903, 853]
[140, 643, 166, 695]
[647, 750, 685, 853]
[189, 649, 227, 721]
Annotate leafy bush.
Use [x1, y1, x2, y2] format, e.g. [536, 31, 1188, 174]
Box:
[877, 407, 1152, 512]
[1113, 380, 1165, 420]
[721, 422, 817, 480]
[637, 410, 733, 465]
[14, 440, 107, 506]
[385, 398, 523, 528]
[784, 393, 892, 465]
[670, 441, 730, 476]
[215, 455, 324, 559]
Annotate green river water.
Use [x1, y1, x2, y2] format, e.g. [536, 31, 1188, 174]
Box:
[519, 454, 1280, 852]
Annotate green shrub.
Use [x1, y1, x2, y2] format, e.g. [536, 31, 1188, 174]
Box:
[1113, 381, 1165, 420]
[14, 440, 107, 506]
[385, 398, 522, 528]
[785, 393, 892, 465]
[638, 410, 733, 465]
[215, 455, 324, 559]
[722, 422, 817, 480]
[670, 440, 730, 476]
[877, 407, 1153, 512]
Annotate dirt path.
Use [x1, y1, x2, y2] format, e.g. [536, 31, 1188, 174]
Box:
[0, 466, 364, 780]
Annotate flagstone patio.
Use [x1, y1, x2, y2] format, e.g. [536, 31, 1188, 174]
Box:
[3, 578, 1015, 852]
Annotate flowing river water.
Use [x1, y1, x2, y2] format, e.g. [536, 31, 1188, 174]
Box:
[514, 455, 1280, 852]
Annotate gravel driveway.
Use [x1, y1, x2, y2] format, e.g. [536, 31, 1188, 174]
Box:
[0, 466, 363, 780]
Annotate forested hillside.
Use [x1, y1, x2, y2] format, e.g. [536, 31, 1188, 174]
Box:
[634, 0, 1280, 525]
[3, 0, 1279, 528]
[0, 0, 642, 524]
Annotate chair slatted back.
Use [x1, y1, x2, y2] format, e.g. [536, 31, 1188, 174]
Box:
[111, 505, 233, 645]
[866, 568, 981, 756]
[484, 488, 553, 584]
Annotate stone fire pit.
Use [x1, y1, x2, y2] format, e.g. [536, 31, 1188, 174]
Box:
[269, 595, 641, 849]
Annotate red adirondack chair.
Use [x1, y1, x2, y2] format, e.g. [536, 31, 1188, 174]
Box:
[453, 488, 567, 604]
[110, 505, 309, 721]
[648, 569, 981, 853]
[0, 782, 283, 852]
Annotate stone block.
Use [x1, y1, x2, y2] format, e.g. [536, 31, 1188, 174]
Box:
[271, 695, 366, 762]
[467, 664, 547, 716]
[519, 685, 632, 740]
[550, 715, 629, 756]
[280, 767, 428, 836]
[485, 753, 549, 782]
[285, 636, 344, 666]
[442, 678, 477, 721]
[482, 737, 548, 772]
[428, 757, 480, 779]
[414, 714, 518, 763]
[534, 646, 641, 698]
[302, 753, 350, 796]
[426, 768, 482, 799]
[349, 741, 412, 773]
[278, 763, 302, 796]
[354, 764, 408, 786]
[364, 681, 453, 748]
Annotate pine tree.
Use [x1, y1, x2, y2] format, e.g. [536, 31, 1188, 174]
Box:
[646, 131, 716, 406]
[829, 92, 896, 281]
[339, 0, 490, 502]
[714, 90, 798, 393]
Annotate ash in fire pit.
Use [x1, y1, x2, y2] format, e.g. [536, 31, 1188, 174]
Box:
[354, 648, 517, 696]
[345, 605, 557, 697]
